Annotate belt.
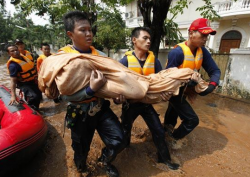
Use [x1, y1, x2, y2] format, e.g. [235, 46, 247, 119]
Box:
[71, 97, 97, 104]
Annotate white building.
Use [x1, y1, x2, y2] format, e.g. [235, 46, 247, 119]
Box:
[125, 0, 250, 53]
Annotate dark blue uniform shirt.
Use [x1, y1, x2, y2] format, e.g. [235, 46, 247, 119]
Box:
[8, 61, 23, 77]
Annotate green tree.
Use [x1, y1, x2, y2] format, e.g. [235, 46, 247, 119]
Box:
[9, 0, 221, 57]
[0, 9, 12, 45]
[94, 9, 131, 56]
[9, 0, 133, 51]
[0, 8, 66, 51]
[11, 0, 132, 34]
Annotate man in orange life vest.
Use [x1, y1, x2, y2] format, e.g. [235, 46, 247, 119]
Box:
[6, 44, 42, 111]
[36, 43, 53, 72]
[37, 43, 60, 103]
[163, 18, 221, 142]
[15, 39, 33, 60]
[118, 27, 179, 170]
[58, 11, 124, 177]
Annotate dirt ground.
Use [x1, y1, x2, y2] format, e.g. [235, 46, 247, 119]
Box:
[14, 93, 250, 177]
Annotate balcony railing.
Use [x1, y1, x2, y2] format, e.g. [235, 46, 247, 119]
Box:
[215, 0, 250, 16]
[125, 16, 143, 28]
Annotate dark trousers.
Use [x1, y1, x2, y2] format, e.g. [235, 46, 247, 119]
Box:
[164, 87, 199, 140]
[69, 100, 124, 170]
[121, 102, 172, 162]
[18, 81, 42, 110]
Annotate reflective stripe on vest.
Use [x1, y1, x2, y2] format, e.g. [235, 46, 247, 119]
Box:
[177, 42, 203, 70]
[58, 45, 99, 55]
[126, 51, 155, 76]
[37, 53, 54, 62]
[7, 56, 37, 82]
[21, 50, 33, 60]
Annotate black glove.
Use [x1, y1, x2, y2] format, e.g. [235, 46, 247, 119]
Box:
[199, 84, 215, 96]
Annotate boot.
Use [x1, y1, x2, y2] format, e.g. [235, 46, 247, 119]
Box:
[103, 163, 119, 177]
[158, 153, 180, 170]
[74, 158, 87, 173]
[98, 149, 119, 177]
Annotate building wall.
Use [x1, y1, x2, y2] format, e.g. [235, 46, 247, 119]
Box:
[166, 0, 250, 51]
[170, 0, 205, 24]
[222, 49, 250, 99]
[213, 18, 250, 51]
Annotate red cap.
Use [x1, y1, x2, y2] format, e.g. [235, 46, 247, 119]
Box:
[189, 18, 216, 35]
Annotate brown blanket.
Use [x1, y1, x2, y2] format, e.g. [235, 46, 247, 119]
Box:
[38, 53, 208, 104]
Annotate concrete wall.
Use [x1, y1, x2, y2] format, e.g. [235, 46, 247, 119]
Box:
[222, 49, 250, 99]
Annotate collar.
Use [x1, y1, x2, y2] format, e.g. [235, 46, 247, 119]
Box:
[73, 46, 92, 54]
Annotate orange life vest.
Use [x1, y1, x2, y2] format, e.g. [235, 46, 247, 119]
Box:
[58, 45, 100, 103]
[7, 55, 37, 82]
[126, 51, 155, 76]
[38, 54, 48, 60]
[177, 42, 203, 71]
[58, 45, 99, 55]
[21, 50, 33, 60]
[36, 53, 53, 72]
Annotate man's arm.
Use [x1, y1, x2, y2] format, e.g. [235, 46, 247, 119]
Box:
[119, 56, 128, 67]
[60, 87, 93, 102]
[9, 77, 19, 105]
[61, 70, 106, 102]
[199, 47, 221, 96]
[166, 47, 184, 69]
[201, 47, 221, 85]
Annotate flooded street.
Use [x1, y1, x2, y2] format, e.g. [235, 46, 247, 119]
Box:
[1, 55, 250, 177]
[0, 55, 10, 88]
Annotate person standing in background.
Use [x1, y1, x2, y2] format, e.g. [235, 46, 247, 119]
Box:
[15, 39, 33, 60]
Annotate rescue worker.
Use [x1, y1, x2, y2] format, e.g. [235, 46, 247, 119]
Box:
[36, 43, 59, 103]
[37, 43, 53, 72]
[15, 39, 33, 60]
[6, 44, 42, 110]
[163, 18, 221, 143]
[118, 27, 179, 170]
[59, 11, 124, 177]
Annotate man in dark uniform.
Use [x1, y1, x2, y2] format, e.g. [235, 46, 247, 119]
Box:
[59, 11, 124, 177]
[6, 44, 42, 110]
[118, 27, 179, 170]
[163, 18, 221, 143]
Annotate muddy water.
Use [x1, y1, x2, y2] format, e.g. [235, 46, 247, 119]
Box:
[17, 94, 250, 177]
[1, 55, 250, 177]
[0, 55, 10, 88]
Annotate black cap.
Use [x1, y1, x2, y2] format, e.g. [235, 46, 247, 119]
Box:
[15, 39, 24, 45]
